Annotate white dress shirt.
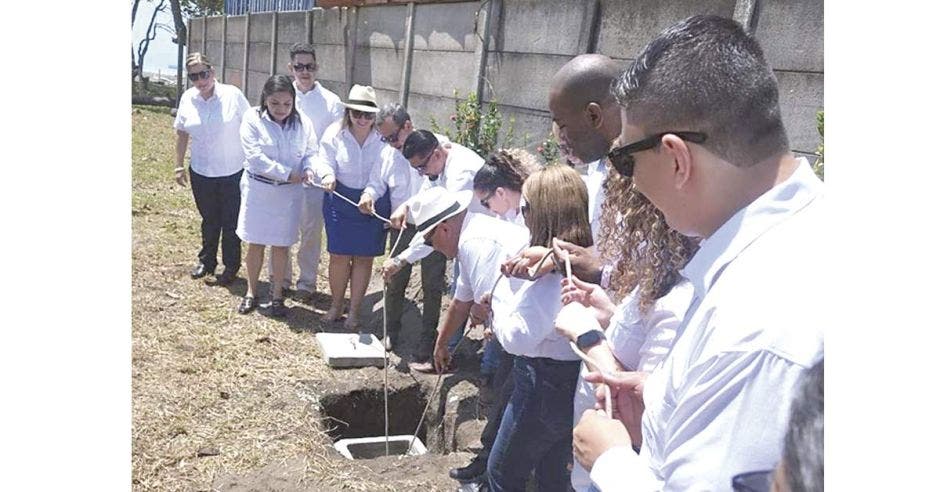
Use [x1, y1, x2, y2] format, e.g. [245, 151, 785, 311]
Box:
[589, 159, 825, 491]
[569, 282, 693, 491]
[362, 145, 420, 212]
[294, 81, 344, 144]
[493, 272, 579, 361]
[173, 82, 250, 177]
[398, 141, 486, 264]
[241, 109, 318, 182]
[309, 122, 385, 190]
[452, 213, 530, 320]
[576, 159, 607, 244]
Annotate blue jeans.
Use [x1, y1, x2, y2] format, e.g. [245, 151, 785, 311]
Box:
[487, 356, 581, 491]
[481, 338, 505, 377]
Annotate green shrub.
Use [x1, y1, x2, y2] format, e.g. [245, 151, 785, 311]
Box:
[813, 110, 824, 180]
[431, 90, 515, 156]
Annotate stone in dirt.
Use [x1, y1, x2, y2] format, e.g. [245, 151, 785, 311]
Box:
[315, 332, 385, 368]
[197, 446, 220, 457]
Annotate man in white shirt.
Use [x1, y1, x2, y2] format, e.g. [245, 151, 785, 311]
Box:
[572, 15, 825, 491]
[539, 55, 623, 288]
[271, 43, 344, 302]
[358, 103, 442, 351]
[383, 129, 486, 370]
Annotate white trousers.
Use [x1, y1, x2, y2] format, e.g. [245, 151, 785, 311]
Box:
[268, 187, 324, 291]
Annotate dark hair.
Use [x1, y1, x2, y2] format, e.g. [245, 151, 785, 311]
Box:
[258, 74, 300, 129]
[473, 149, 539, 193]
[401, 130, 438, 160]
[783, 360, 824, 492]
[377, 103, 411, 126]
[613, 15, 789, 167]
[289, 42, 317, 62]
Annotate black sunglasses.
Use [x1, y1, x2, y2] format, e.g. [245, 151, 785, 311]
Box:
[413, 145, 438, 173]
[381, 126, 403, 144]
[187, 70, 211, 82]
[731, 470, 773, 492]
[350, 109, 376, 120]
[480, 189, 497, 210]
[292, 62, 317, 72]
[607, 131, 707, 178]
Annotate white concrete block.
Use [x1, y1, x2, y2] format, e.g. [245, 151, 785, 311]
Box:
[315, 332, 386, 368]
[334, 435, 427, 460]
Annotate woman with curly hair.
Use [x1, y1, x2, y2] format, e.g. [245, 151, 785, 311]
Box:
[554, 168, 699, 491]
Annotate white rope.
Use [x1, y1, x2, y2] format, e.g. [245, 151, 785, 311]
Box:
[306, 180, 392, 224]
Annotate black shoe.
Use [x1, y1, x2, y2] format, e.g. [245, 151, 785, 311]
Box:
[270, 298, 288, 317]
[190, 263, 215, 279]
[237, 296, 257, 314]
[215, 269, 238, 286]
[449, 455, 487, 482]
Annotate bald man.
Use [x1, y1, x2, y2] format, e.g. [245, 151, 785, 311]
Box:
[506, 55, 622, 292]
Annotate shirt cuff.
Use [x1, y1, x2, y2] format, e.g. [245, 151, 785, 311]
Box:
[590, 445, 646, 491]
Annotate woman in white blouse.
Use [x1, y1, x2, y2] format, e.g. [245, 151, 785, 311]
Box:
[306, 85, 389, 330]
[173, 53, 250, 285]
[486, 164, 593, 491]
[236, 75, 318, 317]
[553, 172, 699, 491]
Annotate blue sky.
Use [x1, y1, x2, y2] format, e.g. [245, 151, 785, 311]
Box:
[132, 0, 186, 74]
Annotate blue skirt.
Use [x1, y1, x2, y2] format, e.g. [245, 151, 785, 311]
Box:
[322, 180, 391, 257]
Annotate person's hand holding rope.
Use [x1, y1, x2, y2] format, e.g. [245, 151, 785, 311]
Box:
[560, 276, 618, 328]
[358, 192, 376, 216]
[389, 204, 408, 230]
[469, 293, 492, 326]
[551, 237, 603, 284]
[501, 246, 555, 280]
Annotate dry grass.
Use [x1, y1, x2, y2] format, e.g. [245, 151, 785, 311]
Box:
[131, 105, 407, 491]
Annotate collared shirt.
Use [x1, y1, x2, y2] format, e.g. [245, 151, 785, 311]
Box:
[398, 141, 486, 264]
[294, 80, 344, 144]
[309, 122, 385, 190]
[362, 145, 421, 211]
[453, 212, 530, 321]
[576, 159, 607, 244]
[174, 82, 250, 177]
[240, 108, 318, 181]
[589, 159, 825, 491]
[494, 272, 580, 361]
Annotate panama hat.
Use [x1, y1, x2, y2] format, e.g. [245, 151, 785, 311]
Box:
[407, 188, 474, 248]
[343, 84, 379, 113]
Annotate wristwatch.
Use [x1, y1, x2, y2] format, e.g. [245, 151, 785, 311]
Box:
[576, 329, 606, 351]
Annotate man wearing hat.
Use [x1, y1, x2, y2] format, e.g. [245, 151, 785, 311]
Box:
[405, 187, 528, 370]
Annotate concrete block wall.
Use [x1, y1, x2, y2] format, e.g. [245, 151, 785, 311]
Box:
[189, 0, 823, 156]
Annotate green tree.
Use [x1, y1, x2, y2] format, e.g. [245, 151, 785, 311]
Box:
[430, 91, 515, 156]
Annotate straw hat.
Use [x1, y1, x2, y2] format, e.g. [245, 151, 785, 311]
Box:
[343, 84, 379, 113]
[407, 188, 474, 248]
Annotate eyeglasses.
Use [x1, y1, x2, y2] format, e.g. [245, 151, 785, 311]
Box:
[479, 189, 497, 210]
[381, 126, 403, 144]
[730, 470, 773, 492]
[292, 62, 317, 72]
[520, 202, 530, 217]
[413, 145, 438, 173]
[350, 109, 376, 120]
[187, 70, 211, 82]
[607, 131, 707, 178]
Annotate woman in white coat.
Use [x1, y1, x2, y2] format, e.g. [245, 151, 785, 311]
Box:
[236, 75, 318, 317]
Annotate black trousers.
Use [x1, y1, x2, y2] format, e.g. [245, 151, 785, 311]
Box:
[190, 168, 242, 271]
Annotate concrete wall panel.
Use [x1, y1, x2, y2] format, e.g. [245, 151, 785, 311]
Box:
[226, 16, 246, 43]
[224, 69, 244, 91]
[312, 7, 345, 45]
[775, 70, 823, 155]
[247, 70, 272, 102]
[412, 1, 478, 52]
[225, 42, 245, 70]
[754, 0, 824, 72]
[205, 41, 223, 67]
[320, 79, 346, 98]
[190, 17, 205, 47]
[250, 12, 274, 43]
[279, 11, 309, 44]
[595, 0, 735, 58]
[249, 42, 273, 72]
[409, 50, 476, 98]
[207, 16, 224, 41]
[353, 47, 404, 91]
[357, 5, 408, 49]
[276, 43, 293, 73]
[373, 87, 401, 108]
[492, 105, 552, 154]
[315, 44, 348, 82]
[496, 0, 590, 56]
[483, 52, 570, 110]
[406, 92, 459, 132]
